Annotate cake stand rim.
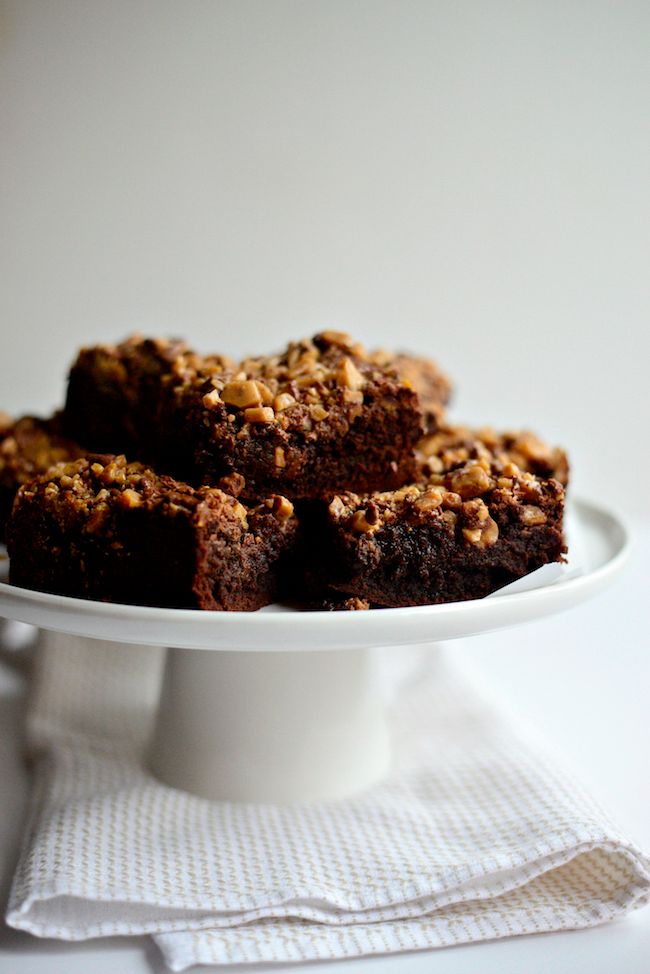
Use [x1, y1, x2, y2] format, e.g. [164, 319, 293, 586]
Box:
[0, 496, 630, 651]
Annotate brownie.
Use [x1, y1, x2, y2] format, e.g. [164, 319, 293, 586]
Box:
[416, 425, 569, 485]
[63, 331, 427, 500]
[181, 330, 426, 499]
[6, 455, 298, 611]
[63, 335, 232, 465]
[369, 349, 452, 430]
[0, 414, 84, 540]
[318, 452, 566, 607]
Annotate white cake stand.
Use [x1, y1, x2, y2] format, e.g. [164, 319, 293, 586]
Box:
[0, 498, 628, 803]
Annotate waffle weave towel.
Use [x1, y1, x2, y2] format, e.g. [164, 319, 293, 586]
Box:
[6, 632, 650, 971]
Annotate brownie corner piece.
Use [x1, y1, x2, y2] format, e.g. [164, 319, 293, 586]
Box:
[7, 455, 299, 611]
[320, 456, 566, 607]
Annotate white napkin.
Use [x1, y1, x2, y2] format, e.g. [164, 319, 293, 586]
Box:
[6, 632, 650, 971]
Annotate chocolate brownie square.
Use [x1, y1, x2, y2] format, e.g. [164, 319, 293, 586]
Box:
[7, 455, 298, 610]
[319, 451, 566, 607]
[182, 331, 426, 499]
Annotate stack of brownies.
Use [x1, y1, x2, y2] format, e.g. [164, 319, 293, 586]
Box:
[1, 332, 567, 610]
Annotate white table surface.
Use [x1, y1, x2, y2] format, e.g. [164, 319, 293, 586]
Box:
[1, 517, 649, 974]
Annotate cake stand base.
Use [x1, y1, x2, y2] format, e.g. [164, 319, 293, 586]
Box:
[148, 646, 390, 803]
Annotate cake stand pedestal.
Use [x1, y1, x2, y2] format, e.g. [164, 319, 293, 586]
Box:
[0, 498, 629, 803]
[149, 646, 389, 802]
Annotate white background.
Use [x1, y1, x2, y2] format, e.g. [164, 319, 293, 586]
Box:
[1, 1, 649, 972]
[1, 0, 650, 513]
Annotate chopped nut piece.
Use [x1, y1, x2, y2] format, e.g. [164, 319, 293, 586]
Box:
[296, 374, 323, 389]
[287, 345, 319, 374]
[221, 380, 263, 409]
[342, 388, 364, 406]
[441, 509, 458, 528]
[475, 503, 490, 522]
[350, 509, 379, 533]
[461, 499, 499, 548]
[231, 501, 249, 525]
[423, 455, 444, 474]
[119, 488, 142, 508]
[513, 432, 551, 462]
[254, 381, 274, 405]
[414, 487, 445, 512]
[519, 479, 543, 502]
[274, 446, 286, 468]
[273, 392, 296, 412]
[217, 472, 246, 497]
[449, 462, 493, 500]
[243, 406, 275, 424]
[336, 357, 366, 392]
[462, 527, 482, 545]
[101, 461, 127, 486]
[202, 388, 222, 409]
[462, 519, 499, 547]
[270, 495, 294, 521]
[328, 495, 347, 519]
[317, 330, 355, 348]
[520, 505, 547, 526]
[442, 491, 462, 510]
[309, 404, 328, 422]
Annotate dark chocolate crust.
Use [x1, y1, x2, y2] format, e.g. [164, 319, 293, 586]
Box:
[319, 454, 566, 607]
[0, 414, 84, 540]
[6, 455, 298, 611]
